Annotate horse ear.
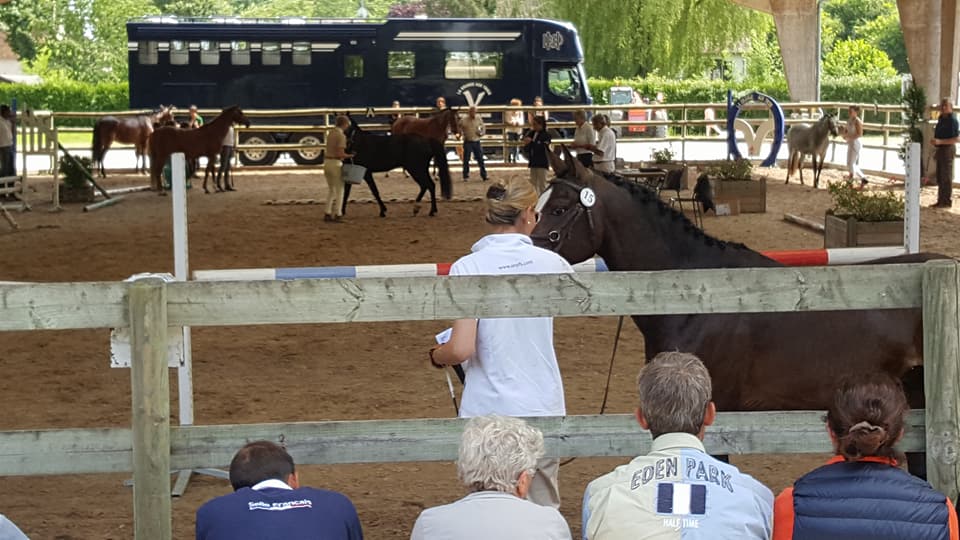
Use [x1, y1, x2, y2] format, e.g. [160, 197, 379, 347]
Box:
[561, 144, 576, 174]
[547, 146, 568, 177]
[573, 154, 592, 184]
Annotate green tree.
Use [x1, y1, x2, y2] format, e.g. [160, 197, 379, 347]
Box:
[242, 0, 396, 17]
[550, 0, 765, 79]
[823, 0, 894, 40]
[823, 38, 897, 78]
[154, 0, 233, 16]
[0, 0, 157, 83]
[857, 11, 907, 73]
[744, 16, 784, 82]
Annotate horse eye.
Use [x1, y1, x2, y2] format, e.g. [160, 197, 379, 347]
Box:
[552, 207, 566, 216]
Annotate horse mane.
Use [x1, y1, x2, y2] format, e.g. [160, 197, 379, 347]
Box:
[601, 174, 753, 252]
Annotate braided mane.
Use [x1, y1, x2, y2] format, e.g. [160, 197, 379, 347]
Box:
[601, 174, 752, 252]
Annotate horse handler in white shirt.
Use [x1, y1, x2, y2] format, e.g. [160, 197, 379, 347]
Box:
[428, 176, 573, 509]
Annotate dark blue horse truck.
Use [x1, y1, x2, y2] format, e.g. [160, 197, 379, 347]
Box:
[126, 16, 592, 166]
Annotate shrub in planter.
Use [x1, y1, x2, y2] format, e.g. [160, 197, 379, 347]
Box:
[59, 155, 95, 203]
[824, 182, 904, 248]
[706, 158, 766, 213]
[650, 146, 675, 164]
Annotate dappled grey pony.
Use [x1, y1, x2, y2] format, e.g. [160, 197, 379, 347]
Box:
[786, 113, 839, 188]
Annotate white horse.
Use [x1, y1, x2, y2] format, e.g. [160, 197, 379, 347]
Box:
[786, 114, 839, 188]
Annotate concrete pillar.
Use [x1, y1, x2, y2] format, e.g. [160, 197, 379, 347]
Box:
[940, 0, 960, 103]
[770, 0, 820, 101]
[899, 0, 942, 103]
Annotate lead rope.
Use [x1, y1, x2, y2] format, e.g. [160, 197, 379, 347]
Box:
[560, 315, 624, 467]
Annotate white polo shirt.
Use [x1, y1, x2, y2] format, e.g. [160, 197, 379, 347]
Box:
[449, 233, 573, 418]
[573, 123, 597, 156]
[594, 126, 617, 172]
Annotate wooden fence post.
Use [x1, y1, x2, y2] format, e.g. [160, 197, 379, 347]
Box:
[129, 278, 171, 540]
[922, 259, 960, 502]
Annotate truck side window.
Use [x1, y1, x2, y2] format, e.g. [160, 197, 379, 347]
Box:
[547, 66, 582, 101]
[345, 55, 364, 78]
[388, 51, 415, 79]
[138, 41, 159, 65]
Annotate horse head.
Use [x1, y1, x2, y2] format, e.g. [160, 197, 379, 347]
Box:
[822, 113, 839, 137]
[225, 105, 251, 128]
[444, 108, 461, 137]
[531, 145, 607, 264]
[155, 105, 175, 127]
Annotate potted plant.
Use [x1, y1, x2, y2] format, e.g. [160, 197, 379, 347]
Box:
[705, 158, 766, 213]
[647, 145, 689, 189]
[824, 181, 904, 248]
[58, 155, 95, 203]
[898, 80, 926, 167]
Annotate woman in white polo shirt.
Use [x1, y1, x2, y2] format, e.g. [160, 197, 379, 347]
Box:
[428, 176, 573, 510]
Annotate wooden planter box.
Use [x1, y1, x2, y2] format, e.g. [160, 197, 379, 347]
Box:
[711, 176, 767, 213]
[824, 213, 904, 248]
[58, 184, 95, 203]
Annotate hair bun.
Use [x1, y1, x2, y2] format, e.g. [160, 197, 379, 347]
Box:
[486, 184, 507, 201]
[848, 421, 885, 436]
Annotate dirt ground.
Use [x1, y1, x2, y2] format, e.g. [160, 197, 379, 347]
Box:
[1, 164, 958, 539]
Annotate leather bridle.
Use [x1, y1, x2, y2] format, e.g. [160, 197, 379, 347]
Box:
[532, 177, 597, 252]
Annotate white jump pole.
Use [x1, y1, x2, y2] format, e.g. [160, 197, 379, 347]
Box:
[171, 153, 228, 496]
[171, 153, 194, 427]
[904, 142, 921, 254]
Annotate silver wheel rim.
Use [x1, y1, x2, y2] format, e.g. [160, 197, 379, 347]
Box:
[296, 136, 323, 160]
[243, 136, 270, 161]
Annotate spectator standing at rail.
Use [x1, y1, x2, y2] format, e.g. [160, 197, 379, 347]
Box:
[435, 96, 446, 110]
[410, 415, 572, 540]
[505, 98, 524, 163]
[529, 95, 548, 125]
[592, 115, 617, 175]
[215, 123, 236, 191]
[773, 374, 959, 540]
[582, 352, 773, 540]
[522, 115, 552, 194]
[570, 109, 598, 168]
[931, 98, 958, 208]
[196, 440, 363, 540]
[844, 105, 867, 187]
[428, 176, 573, 509]
[0, 514, 28, 540]
[460, 106, 488, 182]
[0, 105, 13, 180]
[187, 105, 204, 129]
[323, 115, 354, 223]
[653, 92, 668, 138]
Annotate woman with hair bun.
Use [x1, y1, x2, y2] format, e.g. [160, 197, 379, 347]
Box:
[773, 374, 959, 540]
[427, 177, 573, 510]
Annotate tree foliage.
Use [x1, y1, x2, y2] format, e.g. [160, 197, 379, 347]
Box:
[823, 38, 897, 78]
[857, 11, 907, 73]
[550, 0, 766, 79]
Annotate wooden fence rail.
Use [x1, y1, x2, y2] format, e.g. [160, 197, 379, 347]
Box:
[0, 261, 957, 539]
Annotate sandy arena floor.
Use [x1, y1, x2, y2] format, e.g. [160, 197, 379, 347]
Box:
[0, 164, 958, 539]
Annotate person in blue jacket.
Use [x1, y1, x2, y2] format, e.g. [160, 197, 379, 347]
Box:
[196, 440, 363, 540]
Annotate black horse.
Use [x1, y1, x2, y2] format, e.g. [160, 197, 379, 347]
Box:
[342, 118, 452, 217]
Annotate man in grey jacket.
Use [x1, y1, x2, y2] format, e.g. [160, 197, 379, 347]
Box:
[410, 415, 571, 540]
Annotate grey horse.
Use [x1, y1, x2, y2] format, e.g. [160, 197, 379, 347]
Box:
[786, 113, 839, 188]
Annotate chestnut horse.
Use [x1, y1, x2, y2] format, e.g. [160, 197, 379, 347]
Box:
[532, 148, 948, 476]
[91, 106, 174, 177]
[148, 106, 250, 194]
[391, 108, 460, 179]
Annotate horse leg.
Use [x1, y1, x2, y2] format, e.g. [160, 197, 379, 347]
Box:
[413, 185, 426, 216]
[341, 182, 352, 215]
[427, 182, 438, 216]
[811, 153, 819, 189]
[362, 173, 387, 217]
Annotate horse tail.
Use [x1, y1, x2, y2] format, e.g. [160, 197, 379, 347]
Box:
[431, 139, 452, 199]
[92, 121, 103, 162]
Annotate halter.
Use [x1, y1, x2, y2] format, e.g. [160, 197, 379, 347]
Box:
[532, 177, 597, 252]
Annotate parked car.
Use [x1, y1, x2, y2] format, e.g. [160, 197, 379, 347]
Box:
[608, 86, 654, 138]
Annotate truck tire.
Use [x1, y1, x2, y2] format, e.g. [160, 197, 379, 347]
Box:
[290, 133, 324, 165]
[238, 133, 279, 166]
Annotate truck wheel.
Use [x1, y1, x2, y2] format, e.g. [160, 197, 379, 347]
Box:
[238, 133, 279, 166]
[290, 133, 324, 165]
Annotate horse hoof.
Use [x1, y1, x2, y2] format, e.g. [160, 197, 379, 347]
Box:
[379, 211, 387, 218]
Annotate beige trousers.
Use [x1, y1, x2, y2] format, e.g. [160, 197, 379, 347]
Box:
[324, 159, 344, 217]
[529, 167, 548, 194]
[527, 457, 561, 509]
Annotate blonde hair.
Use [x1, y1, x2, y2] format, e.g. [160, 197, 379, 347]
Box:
[484, 177, 537, 226]
[510, 98, 522, 106]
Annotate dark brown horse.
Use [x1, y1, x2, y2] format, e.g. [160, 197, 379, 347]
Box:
[392, 108, 460, 179]
[532, 149, 947, 476]
[148, 106, 250, 194]
[92, 106, 173, 177]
